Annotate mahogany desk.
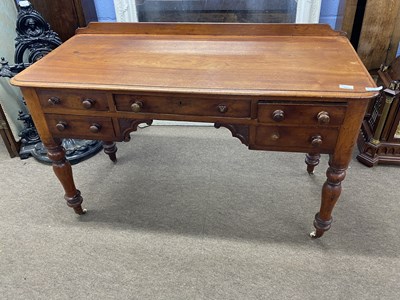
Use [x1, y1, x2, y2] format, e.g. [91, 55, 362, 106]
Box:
[11, 23, 377, 238]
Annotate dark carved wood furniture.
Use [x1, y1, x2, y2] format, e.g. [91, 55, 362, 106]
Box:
[0, 104, 20, 157]
[1, 1, 102, 163]
[11, 23, 377, 238]
[357, 56, 400, 166]
[28, 0, 97, 42]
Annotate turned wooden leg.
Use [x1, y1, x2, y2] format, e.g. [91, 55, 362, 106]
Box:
[310, 160, 346, 238]
[305, 152, 321, 174]
[46, 139, 86, 215]
[103, 141, 117, 162]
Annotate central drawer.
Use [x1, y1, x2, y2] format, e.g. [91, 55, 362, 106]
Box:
[114, 94, 251, 118]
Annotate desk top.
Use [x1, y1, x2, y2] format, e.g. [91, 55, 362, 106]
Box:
[12, 23, 376, 99]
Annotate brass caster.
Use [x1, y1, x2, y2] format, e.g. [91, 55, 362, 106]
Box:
[74, 207, 87, 215]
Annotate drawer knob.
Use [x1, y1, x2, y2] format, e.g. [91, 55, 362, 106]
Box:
[311, 135, 323, 147]
[89, 123, 101, 133]
[272, 110, 285, 122]
[56, 121, 67, 131]
[217, 104, 228, 113]
[271, 132, 280, 141]
[48, 97, 61, 105]
[317, 111, 330, 124]
[131, 101, 143, 113]
[82, 98, 95, 109]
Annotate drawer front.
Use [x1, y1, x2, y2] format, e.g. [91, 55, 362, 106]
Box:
[38, 89, 109, 111]
[46, 114, 115, 140]
[253, 126, 339, 152]
[114, 94, 251, 118]
[258, 102, 346, 126]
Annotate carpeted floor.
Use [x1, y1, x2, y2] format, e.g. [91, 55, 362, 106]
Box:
[0, 126, 399, 299]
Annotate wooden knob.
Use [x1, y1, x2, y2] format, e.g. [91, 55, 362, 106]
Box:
[89, 123, 101, 133]
[56, 121, 67, 131]
[317, 111, 330, 124]
[272, 110, 285, 122]
[217, 104, 228, 113]
[271, 132, 280, 141]
[82, 98, 95, 109]
[48, 97, 61, 105]
[311, 135, 323, 147]
[131, 101, 143, 112]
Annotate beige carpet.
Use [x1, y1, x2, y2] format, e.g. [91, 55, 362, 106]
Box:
[0, 126, 399, 299]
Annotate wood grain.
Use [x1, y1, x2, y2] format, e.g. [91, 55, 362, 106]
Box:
[114, 94, 251, 118]
[29, 0, 97, 42]
[386, 7, 400, 65]
[38, 89, 109, 111]
[252, 125, 339, 153]
[45, 114, 115, 140]
[357, 0, 400, 70]
[340, 0, 358, 37]
[75, 22, 340, 36]
[0, 104, 20, 157]
[12, 23, 376, 99]
[257, 102, 347, 126]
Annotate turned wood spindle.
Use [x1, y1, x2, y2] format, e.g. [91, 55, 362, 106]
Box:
[46, 140, 86, 215]
[311, 163, 346, 238]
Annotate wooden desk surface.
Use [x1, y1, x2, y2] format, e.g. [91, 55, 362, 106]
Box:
[12, 22, 376, 99]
